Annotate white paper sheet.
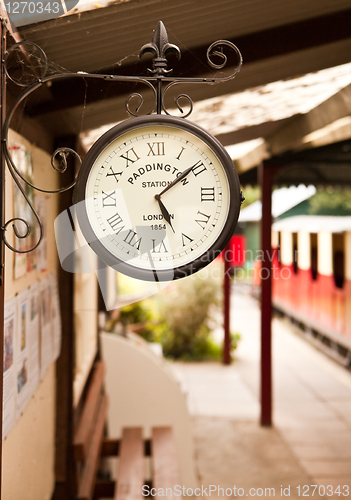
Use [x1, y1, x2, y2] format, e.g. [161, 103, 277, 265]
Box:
[39, 277, 52, 379]
[16, 290, 31, 417]
[3, 298, 16, 438]
[50, 272, 62, 362]
[28, 282, 40, 397]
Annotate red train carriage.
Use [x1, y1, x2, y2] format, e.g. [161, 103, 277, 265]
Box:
[255, 215, 351, 363]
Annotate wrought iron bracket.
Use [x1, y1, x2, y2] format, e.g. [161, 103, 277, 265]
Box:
[0, 19, 242, 282]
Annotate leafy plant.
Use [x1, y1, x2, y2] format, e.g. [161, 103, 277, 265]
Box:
[154, 273, 222, 361]
[309, 187, 351, 215]
[228, 331, 241, 352]
[106, 265, 241, 362]
[119, 301, 152, 326]
[105, 300, 156, 341]
[240, 185, 260, 209]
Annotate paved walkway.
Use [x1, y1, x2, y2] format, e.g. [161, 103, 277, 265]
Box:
[171, 288, 351, 499]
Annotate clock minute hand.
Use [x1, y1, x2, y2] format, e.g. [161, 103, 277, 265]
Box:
[154, 165, 194, 233]
[157, 165, 194, 197]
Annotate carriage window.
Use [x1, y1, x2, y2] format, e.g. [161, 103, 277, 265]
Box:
[333, 233, 345, 289]
[292, 232, 298, 274]
[277, 231, 281, 267]
[310, 233, 318, 280]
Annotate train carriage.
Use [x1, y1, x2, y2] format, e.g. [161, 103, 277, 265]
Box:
[265, 215, 351, 363]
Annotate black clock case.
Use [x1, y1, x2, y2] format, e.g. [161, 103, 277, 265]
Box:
[73, 114, 241, 282]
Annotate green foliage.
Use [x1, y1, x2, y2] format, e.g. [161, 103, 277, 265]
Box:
[107, 266, 241, 362]
[240, 185, 261, 209]
[116, 301, 156, 341]
[155, 273, 222, 361]
[119, 301, 152, 325]
[309, 187, 351, 215]
[229, 332, 241, 351]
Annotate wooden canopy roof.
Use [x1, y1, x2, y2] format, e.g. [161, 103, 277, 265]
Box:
[3, 0, 351, 181]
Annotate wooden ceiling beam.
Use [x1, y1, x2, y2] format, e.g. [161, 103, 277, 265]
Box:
[233, 142, 269, 175]
[267, 84, 351, 155]
[25, 7, 351, 118]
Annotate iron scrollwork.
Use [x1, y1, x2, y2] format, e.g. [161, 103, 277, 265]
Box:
[139, 22, 242, 117]
[1, 19, 242, 258]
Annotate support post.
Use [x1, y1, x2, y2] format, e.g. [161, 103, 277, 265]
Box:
[223, 241, 232, 365]
[259, 162, 273, 426]
[52, 135, 77, 500]
[0, 21, 7, 500]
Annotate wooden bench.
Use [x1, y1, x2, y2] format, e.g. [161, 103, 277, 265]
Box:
[73, 361, 182, 500]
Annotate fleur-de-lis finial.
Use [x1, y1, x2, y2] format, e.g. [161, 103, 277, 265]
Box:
[140, 21, 181, 75]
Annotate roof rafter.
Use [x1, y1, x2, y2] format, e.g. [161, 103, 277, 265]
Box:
[267, 84, 351, 155]
[25, 7, 351, 119]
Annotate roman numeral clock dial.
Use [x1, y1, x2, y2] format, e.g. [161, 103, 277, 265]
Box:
[74, 115, 241, 281]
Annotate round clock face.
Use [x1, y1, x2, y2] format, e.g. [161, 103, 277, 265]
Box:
[74, 115, 241, 281]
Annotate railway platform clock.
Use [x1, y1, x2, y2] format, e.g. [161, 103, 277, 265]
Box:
[74, 114, 242, 281]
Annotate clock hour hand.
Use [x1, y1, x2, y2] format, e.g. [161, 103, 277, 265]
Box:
[155, 194, 175, 233]
[157, 165, 193, 197]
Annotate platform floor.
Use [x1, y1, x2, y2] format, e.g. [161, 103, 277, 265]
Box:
[171, 288, 351, 499]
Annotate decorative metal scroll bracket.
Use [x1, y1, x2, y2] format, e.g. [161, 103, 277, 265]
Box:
[0, 19, 242, 281]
